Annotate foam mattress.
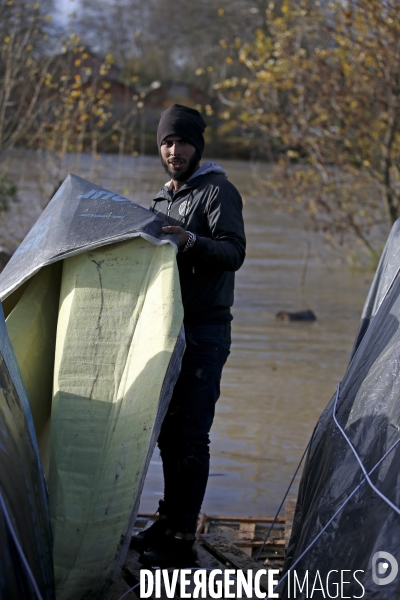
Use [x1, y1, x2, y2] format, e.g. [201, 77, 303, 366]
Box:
[5, 237, 183, 599]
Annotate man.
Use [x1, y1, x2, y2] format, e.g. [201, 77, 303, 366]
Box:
[133, 104, 246, 567]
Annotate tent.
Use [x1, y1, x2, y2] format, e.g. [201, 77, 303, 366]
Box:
[283, 221, 400, 598]
[0, 175, 184, 599]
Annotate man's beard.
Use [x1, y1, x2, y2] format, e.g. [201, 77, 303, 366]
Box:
[161, 151, 200, 182]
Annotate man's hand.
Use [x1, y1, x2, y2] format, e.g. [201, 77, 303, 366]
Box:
[162, 225, 189, 248]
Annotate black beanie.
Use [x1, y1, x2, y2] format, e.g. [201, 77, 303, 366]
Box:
[157, 104, 207, 156]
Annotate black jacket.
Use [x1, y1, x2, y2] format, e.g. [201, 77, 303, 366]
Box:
[150, 168, 246, 322]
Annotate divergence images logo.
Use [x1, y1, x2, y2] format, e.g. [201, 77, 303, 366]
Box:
[372, 552, 398, 586]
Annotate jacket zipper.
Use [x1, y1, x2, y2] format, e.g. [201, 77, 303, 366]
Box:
[166, 192, 195, 273]
[167, 199, 173, 223]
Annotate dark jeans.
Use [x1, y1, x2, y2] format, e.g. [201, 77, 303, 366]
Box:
[157, 320, 231, 532]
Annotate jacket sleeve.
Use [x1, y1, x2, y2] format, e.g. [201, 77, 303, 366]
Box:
[189, 182, 246, 271]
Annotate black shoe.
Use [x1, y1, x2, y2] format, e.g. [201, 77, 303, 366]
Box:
[139, 531, 198, 568]
[130, 517, 169, 552]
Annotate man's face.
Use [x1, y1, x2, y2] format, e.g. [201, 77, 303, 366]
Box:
[160, 135, 199, 182]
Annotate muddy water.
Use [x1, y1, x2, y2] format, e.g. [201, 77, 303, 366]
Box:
[3, 151, 372, 517]
[206, 195, 370, 517]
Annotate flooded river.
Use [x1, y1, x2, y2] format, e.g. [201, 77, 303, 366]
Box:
[3, 150, 373, 517]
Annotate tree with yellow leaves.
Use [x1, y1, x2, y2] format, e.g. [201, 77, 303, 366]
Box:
[217, 0, 400, 258]
[36, 38, 115, 159]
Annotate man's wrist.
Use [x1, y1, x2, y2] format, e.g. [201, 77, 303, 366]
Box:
[181, 231, 197, 253]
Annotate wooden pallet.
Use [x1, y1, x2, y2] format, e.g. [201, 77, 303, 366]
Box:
[107, 505, 296, 599]
[198, 513, 287, 567]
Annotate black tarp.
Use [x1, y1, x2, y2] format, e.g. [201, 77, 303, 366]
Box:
[0, 302, 54, 599]
[283, 220, 400, 598]
[0, 173, 177, 301]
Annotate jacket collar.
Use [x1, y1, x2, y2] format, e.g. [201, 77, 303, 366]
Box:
[187, 161, 227, 181]
[154, 161, 227, 201]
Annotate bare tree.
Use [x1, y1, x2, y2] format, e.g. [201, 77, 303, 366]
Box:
[0, 0, 57, 152]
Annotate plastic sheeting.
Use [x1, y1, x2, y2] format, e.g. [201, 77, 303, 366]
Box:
[284, 219, 400, 598]
[5, 263, 62, 480]
[0, 302, 54, 599]
[0, 173, 178, 301]
[0, 175, 185, 599]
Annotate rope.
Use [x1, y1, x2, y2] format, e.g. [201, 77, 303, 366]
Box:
[0, 490, 44, 600]
[118, 581, 140, 599]
[255, 438, 311, 560]
[333, 382, 400, 516]
[266, 381, 400, 598]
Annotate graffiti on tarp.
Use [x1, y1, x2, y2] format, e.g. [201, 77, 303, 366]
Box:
[77, 190, 130, 203]
[79, 214, 124, 219]
[14, 216, 52, 257]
